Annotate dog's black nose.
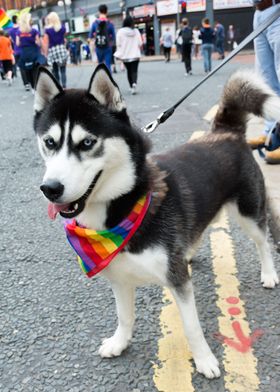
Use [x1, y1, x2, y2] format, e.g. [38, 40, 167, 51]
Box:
[40, 180, 64, 201]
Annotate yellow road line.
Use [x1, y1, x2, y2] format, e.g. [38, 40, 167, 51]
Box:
[203, 104, 219, 122]
[153, 288, 194, 392]
[210, 210, 260, 392]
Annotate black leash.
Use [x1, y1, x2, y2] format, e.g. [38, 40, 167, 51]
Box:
[142, 7, 280, 133]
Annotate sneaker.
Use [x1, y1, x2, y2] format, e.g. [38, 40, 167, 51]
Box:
[7, 78, 12, 86]
[247, 135, 266, 150]
[25, 84, 31, 91]
[131, 83, 137, 95]
[265, 147, 280, 164]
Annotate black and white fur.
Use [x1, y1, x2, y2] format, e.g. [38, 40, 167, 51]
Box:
[34, 65, 279, 379]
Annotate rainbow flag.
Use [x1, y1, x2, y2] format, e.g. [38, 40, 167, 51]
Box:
[0, 9, 13, 30]
[64, 193, 152, 278]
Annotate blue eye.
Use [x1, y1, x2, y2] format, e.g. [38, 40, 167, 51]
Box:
[79, 138, 96, 150]
[45, 137, 56, 150]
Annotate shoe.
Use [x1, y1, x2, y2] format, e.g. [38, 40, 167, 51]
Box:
[247, 135, 266, 150]
[265, 147, 280, 164]
[131, 83, 137, 95]
[184, 72, 192, 76]
[25, 84, 31, 91]
[7, 78, 12, 86]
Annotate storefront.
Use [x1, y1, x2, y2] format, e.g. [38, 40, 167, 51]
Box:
[131, 4, 156, 55]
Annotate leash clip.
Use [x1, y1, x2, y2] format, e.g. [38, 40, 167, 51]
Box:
[141, 112, 165, 133]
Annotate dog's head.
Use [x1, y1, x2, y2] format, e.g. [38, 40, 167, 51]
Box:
[34, 65, 149, 221]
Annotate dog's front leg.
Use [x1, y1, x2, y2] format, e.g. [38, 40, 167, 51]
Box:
[99, 282, 135, 358]
[170, 280, 221, 379]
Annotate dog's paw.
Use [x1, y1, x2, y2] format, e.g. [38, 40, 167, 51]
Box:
[98, 335, 129, 358]
[194, 354, 221, 379]
[261, 270, 279, 288]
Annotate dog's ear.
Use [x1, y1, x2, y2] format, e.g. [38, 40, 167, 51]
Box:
[34, 67, 63, 113]
[88, 64, 126, 111]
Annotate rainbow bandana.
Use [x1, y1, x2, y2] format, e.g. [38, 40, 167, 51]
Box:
[64, 193, 151, 278]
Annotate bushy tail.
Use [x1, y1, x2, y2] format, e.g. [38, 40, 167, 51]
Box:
[212, 70, 280, 135]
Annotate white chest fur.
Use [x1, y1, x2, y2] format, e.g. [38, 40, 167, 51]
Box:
[100, 245, 169, 286]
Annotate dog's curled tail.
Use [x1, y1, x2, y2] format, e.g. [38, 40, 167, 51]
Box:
[212, 70, 280, 135]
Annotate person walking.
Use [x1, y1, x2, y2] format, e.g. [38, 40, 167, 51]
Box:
[16, 13, 41, 92]
[161, 27, 173, 62]
[227, 24, 236, 52]
[247, 0, 280, 164]
[44, 12, 68, 88]
[199, 18, 215, 74]
[180, 18, 193, 76]
[192, 25, 202, 59]
[88, 4, 115, 72]
[114, 16, 142, 95]
[215, 20, 225, 59]
[0, 30, 14, 86]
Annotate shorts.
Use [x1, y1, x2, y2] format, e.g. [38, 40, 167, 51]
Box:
[1, 60, 13, 74]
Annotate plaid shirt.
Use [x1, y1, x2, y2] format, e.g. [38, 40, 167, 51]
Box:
[48, 44, 68, 66]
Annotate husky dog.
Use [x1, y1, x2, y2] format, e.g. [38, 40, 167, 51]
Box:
[34, 65, 279, 379]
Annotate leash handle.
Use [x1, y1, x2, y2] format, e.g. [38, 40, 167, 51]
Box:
[142, 108, 175, 133]
[141, 6, 280, 134]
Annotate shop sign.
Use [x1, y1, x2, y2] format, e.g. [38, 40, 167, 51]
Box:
[214, 0, 252, 9]
[133, 4, 155, 18]
[157, 0, 179, 16]
[185, 0, 205, 12]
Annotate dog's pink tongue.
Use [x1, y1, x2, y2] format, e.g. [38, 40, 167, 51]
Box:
[48, 203, 69, 220]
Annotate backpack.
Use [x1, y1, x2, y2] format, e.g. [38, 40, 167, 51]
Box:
[181, 27, 192, 44]
[95, 20, 109, 48]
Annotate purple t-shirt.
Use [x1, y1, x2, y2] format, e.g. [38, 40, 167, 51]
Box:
[17, 28, 39, 48]
[8, 26, 21, 55]
[45, 25, 66, 48]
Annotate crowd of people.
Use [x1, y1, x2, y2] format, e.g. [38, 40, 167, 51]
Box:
[0, 1, 279, 163]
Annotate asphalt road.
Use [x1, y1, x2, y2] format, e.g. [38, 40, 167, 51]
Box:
[0, 57, 279, 392]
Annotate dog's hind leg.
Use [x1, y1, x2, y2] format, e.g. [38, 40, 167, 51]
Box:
[99, 283, 135, 357]
[227, 203, 279, 288]
[170, 281, 221, 379]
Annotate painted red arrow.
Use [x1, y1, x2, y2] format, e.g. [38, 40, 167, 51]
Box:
[214, 321, 264, 353]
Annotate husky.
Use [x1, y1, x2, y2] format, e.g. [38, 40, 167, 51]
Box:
[34, 65, 279, 379]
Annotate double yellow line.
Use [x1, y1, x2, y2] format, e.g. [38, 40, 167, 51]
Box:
[153, 130, 260, 392]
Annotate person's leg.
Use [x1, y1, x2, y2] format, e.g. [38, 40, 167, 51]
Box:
[167, 47, 171, 62]
[104, 47, 112, 73]
[208, 44, 213, 71]
[95, 48, 103, 65]
[131, 60, 139, 85]
[60, 65, 67, 88]
[202, 44, 208, 72]
[52, 62, 60, 84]
[124, 62, 133, 87]
[186, 44, 192, 73]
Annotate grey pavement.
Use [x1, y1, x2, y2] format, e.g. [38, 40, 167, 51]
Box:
[0, 57, 279, 392]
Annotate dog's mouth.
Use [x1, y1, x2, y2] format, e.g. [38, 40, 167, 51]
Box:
[47, 171, 102, 220]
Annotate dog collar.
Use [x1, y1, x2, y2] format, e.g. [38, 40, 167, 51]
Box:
[64, 193, 152, 278]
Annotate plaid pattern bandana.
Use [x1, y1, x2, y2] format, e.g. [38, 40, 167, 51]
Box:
[64, 193, 152, 278]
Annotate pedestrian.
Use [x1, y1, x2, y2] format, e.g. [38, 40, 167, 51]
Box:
[199, 18, 215, 74]
[247, 0, 280, 164]
[44, 12, 68, 88]
[88, 4, 115, 72]
[192, 25, 202, 59]
[160, 27, 173, 62]
[16, 13, 41, 92]
[227, 24, 236, 52]
[215, 20, 225, 59]
[175, 25, 183, 59]
[0, 30, 14, 86]
[180, 18, 193, 76]
[114, 16, 142, 95]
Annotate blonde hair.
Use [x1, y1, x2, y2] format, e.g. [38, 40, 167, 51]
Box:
[46, 12, 62, 32]
[18, 13, 32, 33]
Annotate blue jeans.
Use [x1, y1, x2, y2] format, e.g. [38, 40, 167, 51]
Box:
[52, 63, 66, 88]
[202, 43, 214, 72]
[95, 47, 112, 73]
[216, 39, 224, 57]
[254, 4, 280, 132]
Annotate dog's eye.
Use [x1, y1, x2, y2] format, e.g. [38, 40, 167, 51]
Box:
[79, 138, 96, 151]
[44, 137, 56, 150]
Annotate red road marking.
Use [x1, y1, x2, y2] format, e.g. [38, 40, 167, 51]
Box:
[226, 296, 239, 304]
[228, 307, 241, 316]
